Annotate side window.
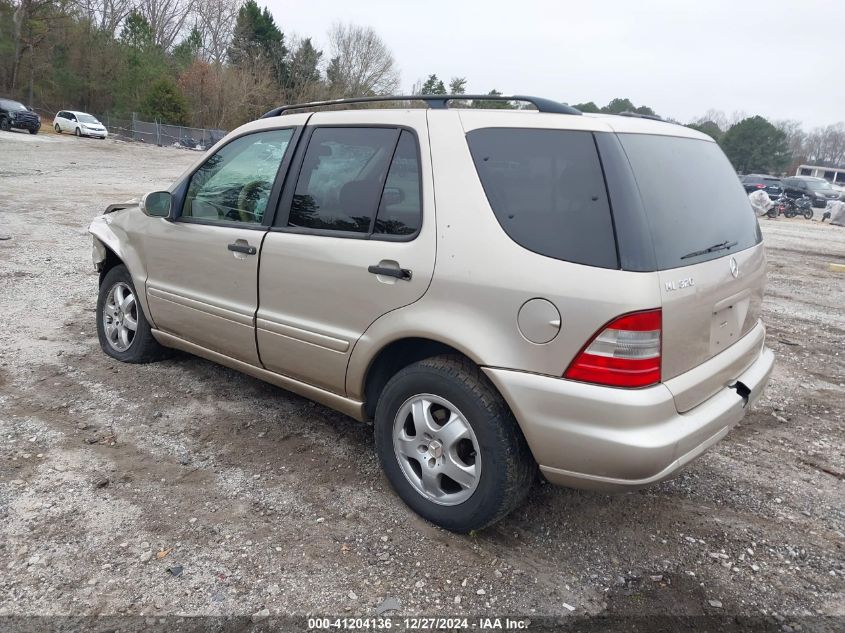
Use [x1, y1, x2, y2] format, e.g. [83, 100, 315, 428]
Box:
[466, 128, 617, 269]
[374, 130, 422, 236]
[287, 127, 398, 233]
[69, 113, 76, 121]
[182, 129, 294, 224]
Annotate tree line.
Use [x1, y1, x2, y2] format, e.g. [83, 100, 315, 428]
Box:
[688, 111, 845, 175]
[1, 0, 842, 175]
[0, 0, 402, 129]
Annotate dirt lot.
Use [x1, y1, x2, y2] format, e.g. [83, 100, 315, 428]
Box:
[0, 130, 843, 629]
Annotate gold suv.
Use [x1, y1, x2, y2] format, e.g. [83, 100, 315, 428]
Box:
[90, 95, 774, 532]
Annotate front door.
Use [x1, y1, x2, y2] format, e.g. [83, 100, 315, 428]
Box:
[256, 111, 435, 394]
[143, 127, 298, 365]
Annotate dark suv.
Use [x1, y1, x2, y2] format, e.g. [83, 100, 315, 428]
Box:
[0, 98, 41, 134]
[740, 174, 784, 198]
[783, 176, 843, 208]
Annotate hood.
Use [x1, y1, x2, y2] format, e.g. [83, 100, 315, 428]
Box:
[103, 199, 140, 215]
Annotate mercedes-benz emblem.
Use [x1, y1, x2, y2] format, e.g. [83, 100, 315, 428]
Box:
[729, 257, 739, 279]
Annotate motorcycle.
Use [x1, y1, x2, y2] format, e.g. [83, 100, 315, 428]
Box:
[768, 194, 814, 220]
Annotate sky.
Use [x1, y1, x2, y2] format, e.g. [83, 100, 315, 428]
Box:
[266, 0, 843, 130]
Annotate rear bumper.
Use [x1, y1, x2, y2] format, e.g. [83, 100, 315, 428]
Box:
[483, 345, 774, 490]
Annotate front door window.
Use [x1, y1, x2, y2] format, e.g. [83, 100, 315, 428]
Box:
[182, 129, 294, 224]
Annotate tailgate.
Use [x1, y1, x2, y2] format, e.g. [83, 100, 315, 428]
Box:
[659, 243, 766, 411]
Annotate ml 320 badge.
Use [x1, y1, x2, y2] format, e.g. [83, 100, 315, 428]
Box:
[665, 277, 695, 292]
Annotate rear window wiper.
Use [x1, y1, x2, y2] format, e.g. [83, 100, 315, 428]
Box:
[680, 240, 738, 260]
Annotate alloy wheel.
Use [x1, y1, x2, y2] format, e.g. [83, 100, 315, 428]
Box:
[392, 394, 481, 506]
[102, 282, 138, 352]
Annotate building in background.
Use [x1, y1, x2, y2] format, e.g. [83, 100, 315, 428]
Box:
[797, 164, 845, 185]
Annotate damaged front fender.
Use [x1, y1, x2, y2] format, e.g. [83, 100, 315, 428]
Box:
[88, 201, 156, 327]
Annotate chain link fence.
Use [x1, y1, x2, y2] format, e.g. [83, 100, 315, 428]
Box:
[99, 113, 227, 150]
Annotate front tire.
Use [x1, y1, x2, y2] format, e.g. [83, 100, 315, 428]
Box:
[375, 355, 536, 532]
[96, 265, 168, 363]
[54, 123, 61, 133]
[75, 127, 81, 137]
[803, 209, 814, 220]
[28, 128, 38, 135]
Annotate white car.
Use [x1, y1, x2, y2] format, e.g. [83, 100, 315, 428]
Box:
[53, 110, 108, 138]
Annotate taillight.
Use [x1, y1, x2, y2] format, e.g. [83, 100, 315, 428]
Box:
[564, 309, 662, 388]
[756, 184, 765, 188]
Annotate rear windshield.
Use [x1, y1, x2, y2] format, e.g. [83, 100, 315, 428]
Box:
[618, 134, 762, 269]
[466, 128, 617, 268]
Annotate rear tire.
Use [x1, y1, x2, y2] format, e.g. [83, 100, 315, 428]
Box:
[374, 355, 536, 533]
[0, 118, 10, 131]
[54, 123, 61, 133]
[96, 264, 169, 363]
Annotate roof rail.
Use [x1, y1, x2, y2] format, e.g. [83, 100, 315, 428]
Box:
[260, 94, 582, 118]
[617, 111, 664, 122]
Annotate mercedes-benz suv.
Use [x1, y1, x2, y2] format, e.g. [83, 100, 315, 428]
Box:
[89, 95, 774, 532]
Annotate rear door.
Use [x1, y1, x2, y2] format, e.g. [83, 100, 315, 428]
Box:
[256, 111, 435, 394]
[615, 133, 766, 410]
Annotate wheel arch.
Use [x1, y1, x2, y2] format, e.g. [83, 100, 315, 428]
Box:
[358, 337, 484, 421]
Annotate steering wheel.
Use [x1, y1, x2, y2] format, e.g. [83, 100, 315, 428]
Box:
[236, 180, 267, 222]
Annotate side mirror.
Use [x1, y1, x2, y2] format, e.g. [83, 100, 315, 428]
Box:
[140, 191, 172, 218]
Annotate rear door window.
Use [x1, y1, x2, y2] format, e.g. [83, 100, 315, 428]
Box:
[287, 127, 398, 234]
[374, 130, 422, 236]
[466, 128, 618, 268]
[617, 133, 762, 269]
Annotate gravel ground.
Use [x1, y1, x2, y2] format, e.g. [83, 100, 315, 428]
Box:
[0, 129, 843, 630]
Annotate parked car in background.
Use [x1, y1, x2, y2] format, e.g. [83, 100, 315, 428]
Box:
[54, 110, 108, 138]
[0, 98, 41, 134]
[782, 176, 843, 208]
[89, 94, 774, 532]
[740, 174, 784, 198]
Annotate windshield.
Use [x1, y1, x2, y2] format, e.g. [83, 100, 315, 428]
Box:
[618, 133, 762, 269]
[78, 114, 98, 123]
[806, 179, 832, 190]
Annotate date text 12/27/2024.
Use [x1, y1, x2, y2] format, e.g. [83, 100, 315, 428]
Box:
[307, 617, 531, 630]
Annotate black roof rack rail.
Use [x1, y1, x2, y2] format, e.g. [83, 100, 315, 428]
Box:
[260, 94, 582, 118]
[617, 111, 665, 122]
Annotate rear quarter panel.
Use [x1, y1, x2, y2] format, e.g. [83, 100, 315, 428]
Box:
[346, 111, 662, 399]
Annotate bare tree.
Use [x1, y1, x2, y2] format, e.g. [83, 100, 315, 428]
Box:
[72, 0, 135, 35]
[8, 0, 64, 97]
[135, 0, 194, 49]
[325, 22, 399, 98]
[774, 119, 807, 160]
[805, 123, 845, 166]
[194, 0, 237, 65]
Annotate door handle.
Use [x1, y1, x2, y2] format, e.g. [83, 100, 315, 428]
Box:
[228, 242, 257, 255]
[368, 264, 412, 281]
